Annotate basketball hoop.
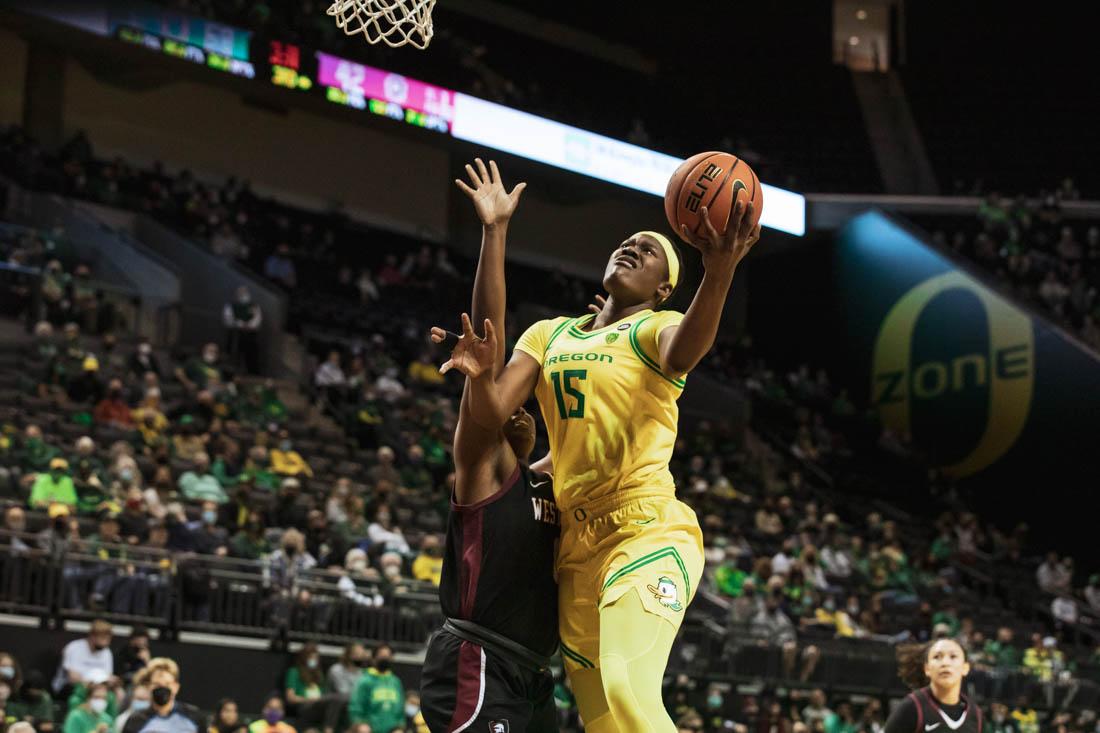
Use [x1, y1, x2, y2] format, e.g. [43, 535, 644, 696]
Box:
[326, 0, 437, 50]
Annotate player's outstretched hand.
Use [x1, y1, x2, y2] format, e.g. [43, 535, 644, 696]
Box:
[432, 313, 498, 379]
[680, 200, 761, 274]
[455, 158, 527, 228]
[587, 293, 607, 315]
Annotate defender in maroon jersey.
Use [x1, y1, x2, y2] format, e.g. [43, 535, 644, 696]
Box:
[420, 159, 559, 733]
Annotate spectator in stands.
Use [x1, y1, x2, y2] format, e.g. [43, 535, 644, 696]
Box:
[61, 680, 112, 733]
[249, 696, 294, 733]
[178, 453, 228, 504]
[269, 432, 312, 478]
[327, 644, 369, 699]
[1037, 552, 1070, 594]
[127, 339, 160, 379]
[324, 480, 351, 525]
[411, 534, 443, 586]
[367, 504, 409, 556]
[348, 644, 404, 733]
[94, 380, 133, 429]
[171, 417, 206, 463]
[190, 501, 228, 556]
[209, 698, 247, 733]
[53, 619, 114, 694]
[284, 642, 343, 733]
[18, 425, 59, 475]
[404, 690, 429, 733]
[1051, 594, 1079, 627]
[114, 628, 151, 684]
[8, 668, 54, 733]
[987, 703, 1016, 733]
[175, 343, 223, 393]
[406, 351, 444, 389]
[751, 593, 820, 682]
[223, 286, 262, 375]
[802, 690, 833, 729]
[2, 506, 31, 553]
[807, 594, 857, 638]
[121, 657, 202, 733]
[367, 446, 400, 486]
[314, 351, 346, 404]
[264, 243, 297, 290]
[229, 512, 270, 560]
[112, 676, 150, 733]
[67, 355, 105, 405]
[356, 269, 379, 304]
[29, 458, 77, 510]
[754, 498, 783, 537]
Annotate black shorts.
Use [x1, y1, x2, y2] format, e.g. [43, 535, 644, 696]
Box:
[420, 628, 557, 733]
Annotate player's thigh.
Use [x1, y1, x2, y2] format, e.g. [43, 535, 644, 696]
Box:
[557, 563, 601, 674]
[419, 630, 464, 731]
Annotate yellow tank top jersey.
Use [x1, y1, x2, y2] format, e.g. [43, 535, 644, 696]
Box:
[514, 308, 685, 512]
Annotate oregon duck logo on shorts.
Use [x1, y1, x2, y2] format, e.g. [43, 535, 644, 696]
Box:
[606, 333, 619, 344]
[872, 271, 1034, 477]
[647, 576, 684, 611]
[489, 721, 509, 733]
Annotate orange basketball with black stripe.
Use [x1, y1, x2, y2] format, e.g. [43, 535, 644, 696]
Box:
[664, 151, 763, 244]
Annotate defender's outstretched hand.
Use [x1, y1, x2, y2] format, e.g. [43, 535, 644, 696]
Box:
[431, 313, 498, 379]
[455, 158, 527, 228]
[587, 293, 607, 315]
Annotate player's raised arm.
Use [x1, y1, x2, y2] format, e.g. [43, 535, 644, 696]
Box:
[657, 200, 761, 376]
[457, 158, 525, 375]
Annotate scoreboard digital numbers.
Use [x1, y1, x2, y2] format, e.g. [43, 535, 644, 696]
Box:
[315, 52, 453, 134]
[268, 40, 313, 91]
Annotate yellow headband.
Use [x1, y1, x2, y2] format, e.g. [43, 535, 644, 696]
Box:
[637, 231, 679, 290]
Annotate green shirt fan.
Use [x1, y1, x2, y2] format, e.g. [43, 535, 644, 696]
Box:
[326, 0, 437, 49]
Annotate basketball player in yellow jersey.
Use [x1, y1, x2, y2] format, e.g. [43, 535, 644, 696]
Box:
[438, 171, 760, 732]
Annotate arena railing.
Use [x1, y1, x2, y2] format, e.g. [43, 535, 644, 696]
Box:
[0, 531, 442, 650]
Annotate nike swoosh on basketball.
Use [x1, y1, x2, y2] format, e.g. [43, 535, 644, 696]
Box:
[925, 724, 941, 731]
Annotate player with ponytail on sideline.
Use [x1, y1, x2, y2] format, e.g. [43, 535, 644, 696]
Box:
[885, 638, 983, 733]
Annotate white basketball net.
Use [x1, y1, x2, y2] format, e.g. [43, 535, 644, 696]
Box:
[326, 0, 437, 50]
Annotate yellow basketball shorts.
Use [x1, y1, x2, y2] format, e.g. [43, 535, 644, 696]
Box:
[555, 489, 704, 672]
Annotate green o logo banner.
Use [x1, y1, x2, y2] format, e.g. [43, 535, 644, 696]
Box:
[872, 272, 1034, 477]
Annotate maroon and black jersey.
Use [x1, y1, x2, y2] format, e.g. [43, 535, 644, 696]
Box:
[884, 687, 982, 733]
[440, 466, 560, 657]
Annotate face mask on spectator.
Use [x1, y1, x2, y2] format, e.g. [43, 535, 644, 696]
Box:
[0, 665, 14, 679]
[307, 657, 318, 669]
[120, 469, 135, 484]
[203, 349, 218, 364]
[708, 694, 723, 709]
[374, 657, 391, 672]
[405, 703, 419, 718]
[823, 598, 836, 612]
[90, 698, 108, 714]
[151, 686, 172, 706]
[284, 544, 297, 556]
[139, 344, 152, 356]
[280, 440, 292, 452]
[131, 699, 151, 712]
[203, 510, 217, 525]
[263, 708, 283, 724]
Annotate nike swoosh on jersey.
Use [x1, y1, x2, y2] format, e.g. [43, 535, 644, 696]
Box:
[633, 517, 656, 525]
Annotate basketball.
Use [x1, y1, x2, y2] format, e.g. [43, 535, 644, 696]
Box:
[664, 151, 764, 244]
